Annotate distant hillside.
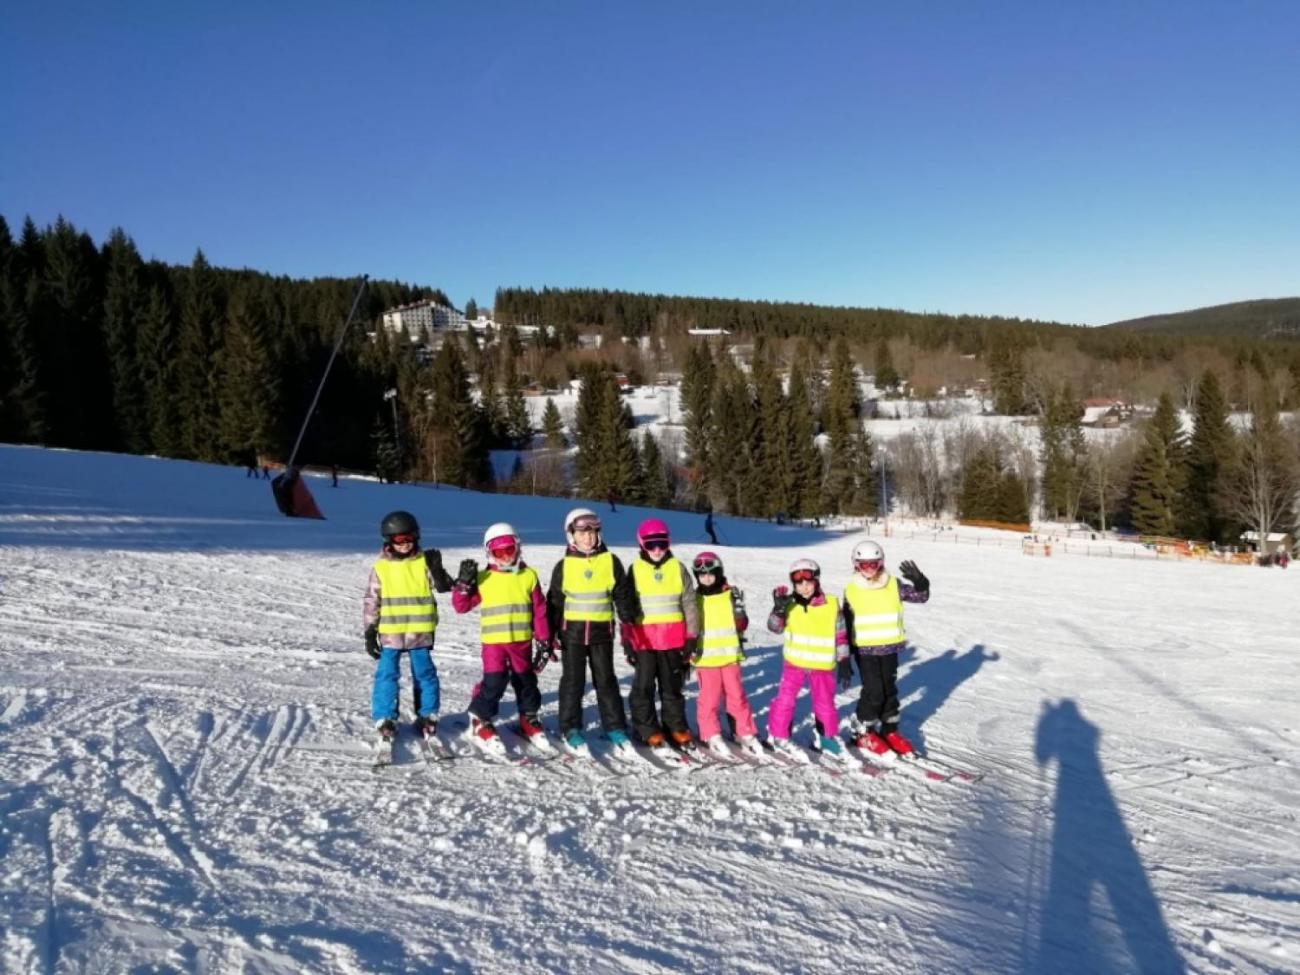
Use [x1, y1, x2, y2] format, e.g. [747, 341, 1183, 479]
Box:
[1106, 298, 1300, 340]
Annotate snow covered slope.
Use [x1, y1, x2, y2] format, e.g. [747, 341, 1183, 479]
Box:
[1, 444, 1297, 974]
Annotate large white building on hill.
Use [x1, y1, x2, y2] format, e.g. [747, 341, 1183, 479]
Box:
[381, 299, 466, 338]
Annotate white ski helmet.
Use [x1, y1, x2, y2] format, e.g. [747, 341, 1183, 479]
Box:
[789, 557, 821, 581]
[484, 522, 520, 556]
[564, 507, 602, 546]
[852, 540, 885, 565]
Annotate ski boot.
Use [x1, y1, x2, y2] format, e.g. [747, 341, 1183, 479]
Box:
[470, 716, 507, 757]
[563, 728, 589, 755]
[817, 735, 847, 761]
[882, 729, 915, 758]
[604, 728, 635, 759]
[737, 734, 765, 758]
[518, 713, 551, 749]
[769, 736, 810, 763]
[413, 715, 438, 738]
[848, 719, 891, 756]
[670, 729, 697, 753]
[375, 719, 397, 741]
[706, 735, 733, 760]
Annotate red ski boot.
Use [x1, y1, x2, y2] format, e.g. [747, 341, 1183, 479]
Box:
[882, 730, 915, 758]
[855, 729, 890, 755]
[518, 713, 545, 741]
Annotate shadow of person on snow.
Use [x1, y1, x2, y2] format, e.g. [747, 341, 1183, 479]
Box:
[1030, 699, 1185, 974]
[896, 643, 1000, 753]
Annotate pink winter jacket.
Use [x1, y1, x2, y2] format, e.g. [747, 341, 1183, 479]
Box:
[625, 553, 701, 652]
[450, 562, 551, 653]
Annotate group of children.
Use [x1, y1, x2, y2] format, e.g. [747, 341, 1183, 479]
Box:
[362, 507, 930, 761]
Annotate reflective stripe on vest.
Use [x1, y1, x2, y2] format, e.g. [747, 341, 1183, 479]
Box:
[375, 558, 437, 635]
[696, 590, 741, 668]
[845, 576, 905, 647]
[783, 597, 840, 671]
[562, 552, 615, 622]
[632, 558, 685, 626]
[477, 566, 538, 644]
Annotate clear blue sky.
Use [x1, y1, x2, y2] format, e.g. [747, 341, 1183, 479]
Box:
[3, 1, 1297, 325]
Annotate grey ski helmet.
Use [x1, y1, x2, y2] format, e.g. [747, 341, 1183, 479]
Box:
[380, 510, 420, 542]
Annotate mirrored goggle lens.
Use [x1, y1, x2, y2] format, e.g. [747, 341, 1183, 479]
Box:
[693, 559, 721, 573]
[489, 543, 518, 558]
[855, 559, 883, 572]
[642, 537, 669, 550]
[572, 520, 600, 533]
[390, 533, 417, 545]
[790, 570, 817, 583]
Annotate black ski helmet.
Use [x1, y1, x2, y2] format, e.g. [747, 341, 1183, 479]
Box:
[380, 510, 419, 542]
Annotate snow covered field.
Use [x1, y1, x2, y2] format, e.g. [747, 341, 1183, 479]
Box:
[1, 443, 1297, 974]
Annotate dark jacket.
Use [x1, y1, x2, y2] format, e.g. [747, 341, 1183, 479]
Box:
[546, 543, 639, 647]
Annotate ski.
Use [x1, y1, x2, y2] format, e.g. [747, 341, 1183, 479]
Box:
[371, 730, 396, 769]
[763, 738, 814, 767]
[417, 726, 456, 765]
[725, 738, 777, 767]
[506, 722, 566, 762]
[899, 753, 984, 783]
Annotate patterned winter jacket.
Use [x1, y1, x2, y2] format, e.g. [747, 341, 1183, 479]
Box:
[362, 547, 454, 650]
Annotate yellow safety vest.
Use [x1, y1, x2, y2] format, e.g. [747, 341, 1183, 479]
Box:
[562, 552, 615, 623]
[632, 557, 685, 626]
[477, 566, 539, 645]
[783, 596, 840, 671]
[696, 590, 742, 668]
[374, 557, 437, 636]
[844, 576, 905, 648]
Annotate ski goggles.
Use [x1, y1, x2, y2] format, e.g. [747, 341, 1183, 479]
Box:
[790, 569, 818, 584]
[692, 554, 723, 573]
[389, 533, 417, 546]
[641, 535, 670, 551]
[854, 559, 884, 573]
[570, 519, 601, 533]
[488, 542, 519, 560]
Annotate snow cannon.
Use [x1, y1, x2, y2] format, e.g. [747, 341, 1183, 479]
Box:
[271, 467, 324, 520]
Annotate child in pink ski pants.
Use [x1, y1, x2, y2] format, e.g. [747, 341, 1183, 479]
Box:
[765, 561, 848, 742]
[689, 552, 758, 743]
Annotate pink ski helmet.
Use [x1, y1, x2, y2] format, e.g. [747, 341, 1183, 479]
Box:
[637, 517, 671, 551]
[483, 522, 520, 561]
[692, 551, 723, 575]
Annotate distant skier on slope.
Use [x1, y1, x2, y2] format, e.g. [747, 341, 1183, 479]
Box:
[540, 508, 639, 754]
[841, 540, 930, 758]
[766, 558, 850, 759]
[362, 511, 454, 745]
[452, 522, 551, 752]
[622, 519, 700, 752]
[689, 551, 763, 759]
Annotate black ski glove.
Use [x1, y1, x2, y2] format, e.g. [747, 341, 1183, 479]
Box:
[424, 547, 444, 574]
[731, 588, 747, 614]
[771, 585, 793, 619]
[622, 640, 637, 667]
[836, 656, 854, 691]
[686, 636, 702, 663]
[365, 624, 381, 660]
[425, 548, 454, 591]
[899, 560, 929, 593]
[456, 558, 479, 587]
[532, 638, 558, 673]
